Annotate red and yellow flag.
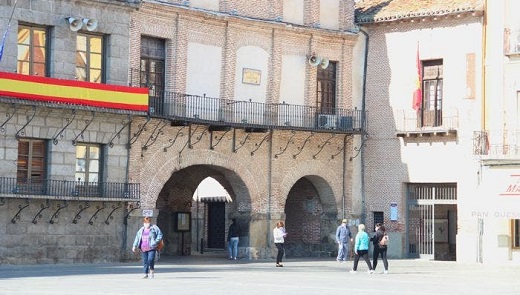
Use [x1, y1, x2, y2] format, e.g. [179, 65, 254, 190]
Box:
[0, 71, 149, 112]
[412, 44, 422, 110]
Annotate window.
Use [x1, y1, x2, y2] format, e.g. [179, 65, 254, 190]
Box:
[513, 220, 520, 248]
[75, 144, 101, 183]
[140, 36, 165, 115]
[317, 61, 337, 114]
[17, 25, 48, 76]
[16, 139, 46, 194]
[76, 33, 104, 83]
[419, 60, 443, 127]
[373, 211, 384, 227]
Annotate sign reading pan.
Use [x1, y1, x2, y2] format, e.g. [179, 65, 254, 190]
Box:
[242, 68, 261, 85]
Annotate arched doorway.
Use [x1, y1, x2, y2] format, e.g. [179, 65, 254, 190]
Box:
[284, 176, 338, 257]
[154, 165, 251, 257]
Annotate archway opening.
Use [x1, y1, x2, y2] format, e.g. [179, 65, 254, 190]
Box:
[284, 176, 338, 257]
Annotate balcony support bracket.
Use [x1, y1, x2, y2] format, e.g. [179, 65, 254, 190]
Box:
[251, 130, 271, 156]
[11, 198, 30, 224]
[31, 199, 50, 224]
[15, 106, 36, 138]
[233, 130, 251, 153]
[274, 131, 296, 158]
[73, 111, 95, 145]
[49, 200, 68, 224]
[109, 115, 132, 148]
[105, 202, 122, 225]
[350, 133, 368, 161]
[313, 133, 336, 159]
[293, 132, 315, 159]
[129, 116, 151, 149]
[141, 120, 168, 156]
[88, 202, 106, 225]
[73, 201, 90, 224]
[332, 135, 351, 159]
[0, 103, 18, 133]
[53, 110, 77, 145]
[210, 128, 232, 150]
[124, 202, 141, 225]
[164, 125, 186, 152]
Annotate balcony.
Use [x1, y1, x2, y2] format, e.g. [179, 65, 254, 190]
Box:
[473, 130, 520, 159]
[504, 28, 520, 56]
[395, 108, 458, 137]
[146, 90, 366, 134]
[0, 177, 140, 201]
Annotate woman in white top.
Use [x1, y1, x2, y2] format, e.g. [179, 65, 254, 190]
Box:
[273, 221, 287, 267]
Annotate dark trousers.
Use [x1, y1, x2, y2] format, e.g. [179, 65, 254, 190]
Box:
[275, 243, 284, 264]
[352, 250, 372, 271]
[373, 246, 388, 271]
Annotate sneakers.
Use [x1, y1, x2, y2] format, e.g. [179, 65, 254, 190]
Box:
[383, 270, 388, 274]
[150, 271, 154, 279]
[368, 270, 374, 274]
[142, 274, 148, 279]
[349, 270, 357, 273]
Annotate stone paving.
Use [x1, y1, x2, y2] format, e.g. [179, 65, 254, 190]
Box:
[1, 255, 519, 295]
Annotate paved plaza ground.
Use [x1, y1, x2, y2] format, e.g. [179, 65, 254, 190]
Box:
[1, 255, 519, 295]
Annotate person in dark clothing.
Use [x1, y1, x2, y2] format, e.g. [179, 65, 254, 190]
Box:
[371, 223, 389, 274]
[227, 218, 240, 260]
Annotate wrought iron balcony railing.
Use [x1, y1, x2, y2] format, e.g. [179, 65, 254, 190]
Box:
[0, 177, 140, 200]
[395, 107, 458, 136]
[143, 90, 366, 133]
[473, 130, 520, 158]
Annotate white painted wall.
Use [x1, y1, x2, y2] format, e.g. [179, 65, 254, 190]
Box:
[320, 0, 339, 30]
[190, 0, 219, 11]
[283, 0, 304, 25]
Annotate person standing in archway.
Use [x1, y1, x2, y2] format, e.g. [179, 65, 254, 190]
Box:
[273, 221, 287, 267]
[336, 219, 353, 263]
[227, 218, 240, 260]
[132, 217, 163, 279]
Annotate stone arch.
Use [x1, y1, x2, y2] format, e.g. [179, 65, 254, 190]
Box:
[278, 159, 343, 215]
[139, 148, 261, 212]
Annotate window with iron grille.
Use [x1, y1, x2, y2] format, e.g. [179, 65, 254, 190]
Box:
[76, 33, 104, 83]
[373, 211, 384, 228]
[17, 24, 48, 76]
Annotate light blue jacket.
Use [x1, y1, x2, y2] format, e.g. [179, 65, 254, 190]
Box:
[133, 224, 163, 250]
[354, 231, 370, 251]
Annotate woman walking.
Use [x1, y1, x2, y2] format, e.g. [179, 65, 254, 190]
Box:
[132, 217, 163, 278]
[372, 223, 389, 274]
[273, 221, 287, 267]
[350, 223, 373, 274]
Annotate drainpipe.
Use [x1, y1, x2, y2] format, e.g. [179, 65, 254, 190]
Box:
[267, 130, 273, 247]
[122, 118, 132, 254]
[358, 28, 369, 224]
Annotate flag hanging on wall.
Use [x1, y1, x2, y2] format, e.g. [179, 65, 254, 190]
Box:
[412, 43, 422, 110]
[0, 26, 8, 62]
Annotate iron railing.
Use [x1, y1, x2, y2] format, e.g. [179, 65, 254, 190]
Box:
[140, 89, 366, 134]
[0, 177, 140, 200]
[473, 130, 520, 158]
[395, 107, 459, 133]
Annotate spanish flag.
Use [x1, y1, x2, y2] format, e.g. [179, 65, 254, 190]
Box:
[412, 44, 422, 111]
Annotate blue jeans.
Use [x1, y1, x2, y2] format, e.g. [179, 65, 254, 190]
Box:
[141, 250, 156, 274]
[228, 237, 239, 258]
[337, 242, 349, 261]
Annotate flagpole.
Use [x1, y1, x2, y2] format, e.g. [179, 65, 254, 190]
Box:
[0, 0, 19, 62]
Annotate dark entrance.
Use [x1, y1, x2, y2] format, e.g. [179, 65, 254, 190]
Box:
[207, 202, 226, 249]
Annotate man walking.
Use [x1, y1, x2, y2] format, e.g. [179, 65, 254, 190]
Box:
[336, 219, 353, 262]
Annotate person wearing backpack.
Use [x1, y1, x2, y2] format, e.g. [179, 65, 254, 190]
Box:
[132, 217, 163, 279]
[371, 223, 389, 274]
